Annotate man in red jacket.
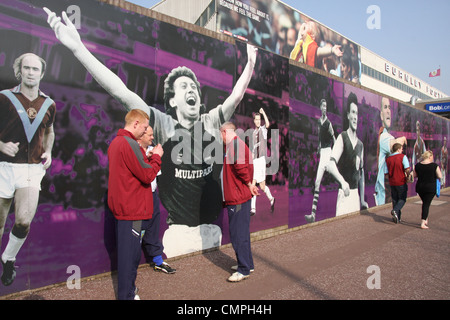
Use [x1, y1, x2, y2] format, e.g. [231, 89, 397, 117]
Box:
[386, 143, 410, 224]
[220, 122, 259, 282]
[108, 109, 163, 300]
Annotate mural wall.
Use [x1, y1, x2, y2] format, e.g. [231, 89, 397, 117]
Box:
[288, 66, 449, 226]
[0, 0, 448, 296]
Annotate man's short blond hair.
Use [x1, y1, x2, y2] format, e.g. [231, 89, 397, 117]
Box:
[125, 109, 149, 126]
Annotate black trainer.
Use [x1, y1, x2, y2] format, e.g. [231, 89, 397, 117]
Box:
[153, 262, 176, 274]
[1, 259, 17, 286]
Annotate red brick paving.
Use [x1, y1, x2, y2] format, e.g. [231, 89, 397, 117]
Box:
[4, 190, 449, 301]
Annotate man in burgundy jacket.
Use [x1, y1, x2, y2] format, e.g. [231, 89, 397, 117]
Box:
[386, 143, 411, 224]
[108, 109, 163, 300]
[220, 122, 259, 282]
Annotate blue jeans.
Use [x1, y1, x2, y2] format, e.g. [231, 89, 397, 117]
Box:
[391, 184, 408, 219]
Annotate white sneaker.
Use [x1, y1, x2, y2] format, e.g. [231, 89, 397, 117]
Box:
[134, 287, 140, 300]
[227, 272, 249, 282]
[231, 265, 254, 272]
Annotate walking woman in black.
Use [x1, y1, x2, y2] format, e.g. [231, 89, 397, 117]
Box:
[413, 151, 442, 229]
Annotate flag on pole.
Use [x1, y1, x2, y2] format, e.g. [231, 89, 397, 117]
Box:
[429, 68, 441, 77]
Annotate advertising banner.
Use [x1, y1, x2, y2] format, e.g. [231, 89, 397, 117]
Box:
[217, 0, 361, 84]
[426, 101, 450, 114]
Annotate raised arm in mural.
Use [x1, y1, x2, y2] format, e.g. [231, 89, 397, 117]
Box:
[44, 8, 147, 111]
[44, 8, 257, 127]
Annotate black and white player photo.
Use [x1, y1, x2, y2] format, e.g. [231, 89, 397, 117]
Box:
[0, 53, 56, 286]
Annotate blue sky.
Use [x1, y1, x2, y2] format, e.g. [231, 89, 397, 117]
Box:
[126, 0, 450, 97]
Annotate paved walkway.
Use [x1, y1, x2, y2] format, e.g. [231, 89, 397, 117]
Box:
[5, 190, 450, 302]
